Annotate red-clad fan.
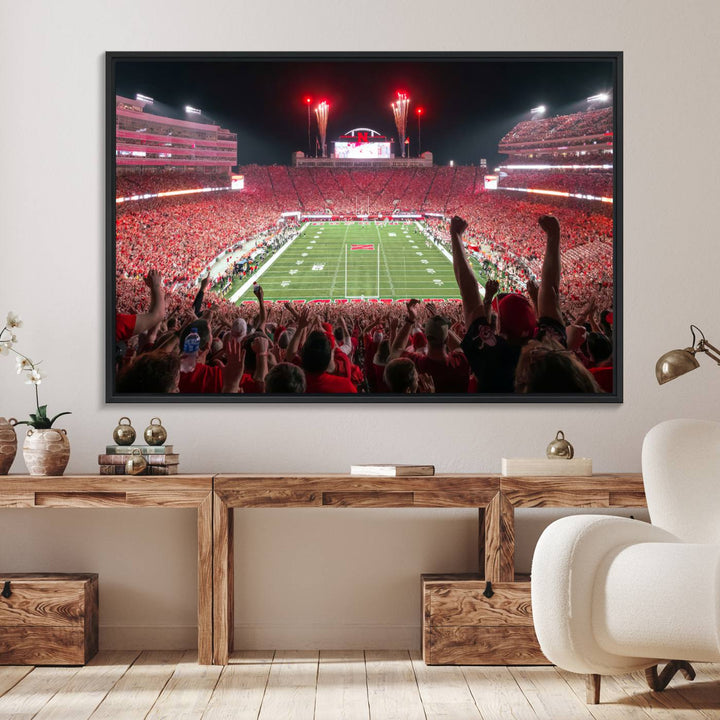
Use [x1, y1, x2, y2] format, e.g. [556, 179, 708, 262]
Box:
[390, 299, 470, 394]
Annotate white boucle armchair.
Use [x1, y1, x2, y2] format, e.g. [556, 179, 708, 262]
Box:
[531, 418, 720, 704]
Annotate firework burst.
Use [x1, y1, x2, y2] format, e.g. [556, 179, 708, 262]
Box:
[391, 92, 410, 158]
[315, 100, 329, 158]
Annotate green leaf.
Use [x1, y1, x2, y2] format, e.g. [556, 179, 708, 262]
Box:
[37, 405, 48, 419]
[48, 411, 71, 427]
[29, 414, 38, 424]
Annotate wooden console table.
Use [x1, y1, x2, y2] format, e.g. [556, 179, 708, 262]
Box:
[212, 473, 645, 665]
[1, 473, 647, 666]
[0, 475, 214, 665]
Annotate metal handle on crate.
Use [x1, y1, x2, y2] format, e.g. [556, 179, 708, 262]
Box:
[1, 581, 11, 599]
[483, 581, 494, 599]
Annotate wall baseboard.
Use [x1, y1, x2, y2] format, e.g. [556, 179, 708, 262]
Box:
[100, 625, 198, 650]
[234, 623, 421, 650]
[99, 624, 421, 650]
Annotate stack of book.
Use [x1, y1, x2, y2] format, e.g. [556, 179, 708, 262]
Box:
[98, 445, 180, 475]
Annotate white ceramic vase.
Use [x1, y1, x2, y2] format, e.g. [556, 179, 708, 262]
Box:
[22, 427, 70, 476]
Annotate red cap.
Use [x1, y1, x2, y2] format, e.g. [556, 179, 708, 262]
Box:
[498, 293, 537, 341]
[412, 331, 428, 349]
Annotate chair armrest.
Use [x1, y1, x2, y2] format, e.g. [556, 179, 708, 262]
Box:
[595, 540, 720, 662]
[531, 515, 679, 674]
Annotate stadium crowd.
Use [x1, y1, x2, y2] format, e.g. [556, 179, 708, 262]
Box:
[499, 108, 613, 147]
[116, 170, 231, 198]
[115, 212, 614, 396]
[497, 170, 612, 198]
[116, 192, 284, 286]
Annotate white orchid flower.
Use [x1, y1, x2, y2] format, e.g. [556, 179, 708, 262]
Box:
[6, 312, 23, 329]
[25, 368, 46, 385]
[0, 342, 10, 356]
[16, 356, 33, 373]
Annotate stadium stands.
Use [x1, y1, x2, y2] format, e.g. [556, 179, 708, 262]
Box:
[116, 170, 231, 198]
[499, 108, 612, 148]
[497, 170, 612, 198]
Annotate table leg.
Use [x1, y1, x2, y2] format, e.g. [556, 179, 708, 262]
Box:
[197, 493, 213, 665]
[477, 507, 486, 577]
[484, 492, 515, 582]
[213, 492, 234, 665]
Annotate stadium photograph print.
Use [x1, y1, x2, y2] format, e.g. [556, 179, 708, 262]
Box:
[107, 52, 622, 403]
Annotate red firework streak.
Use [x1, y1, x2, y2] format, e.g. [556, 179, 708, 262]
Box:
[351, 244, 375, 250]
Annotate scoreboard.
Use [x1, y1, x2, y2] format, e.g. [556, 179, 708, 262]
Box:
[333, 128, 392, 159]
[334, 141, 391, 159]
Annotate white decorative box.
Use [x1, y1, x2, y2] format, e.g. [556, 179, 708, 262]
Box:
[501, 457, 592, 476]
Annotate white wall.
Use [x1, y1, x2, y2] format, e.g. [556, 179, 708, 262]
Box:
[1, 0, 719, 650]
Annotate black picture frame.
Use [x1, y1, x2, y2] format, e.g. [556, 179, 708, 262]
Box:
[106, 51, 622, 404]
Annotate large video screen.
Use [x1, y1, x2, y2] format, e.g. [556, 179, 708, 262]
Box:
[334, 141, 391, 159]
[108, 52, 622, 403]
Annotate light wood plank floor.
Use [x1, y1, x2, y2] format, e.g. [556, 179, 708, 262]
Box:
[0, 651, 717, 720]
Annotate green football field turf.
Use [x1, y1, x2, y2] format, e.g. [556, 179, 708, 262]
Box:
[231, 222, 487, 302]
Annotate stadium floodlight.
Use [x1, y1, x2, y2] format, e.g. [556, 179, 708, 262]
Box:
[185, 105, 201, 115]
[588, 92, 610, 103]
[530, 105, 546, 115]
[416, 107, 424, 156]
[135, 93, 154, 104]
[304, 96, 313, 157]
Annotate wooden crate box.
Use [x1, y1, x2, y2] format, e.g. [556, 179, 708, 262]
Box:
[0, 573, 98, 665]
[422, 573, 549, 665]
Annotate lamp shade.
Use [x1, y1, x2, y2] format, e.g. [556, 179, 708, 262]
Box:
[655, 348, 700, 385]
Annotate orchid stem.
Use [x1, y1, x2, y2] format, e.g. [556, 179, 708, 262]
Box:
[2, 323, 42, 412]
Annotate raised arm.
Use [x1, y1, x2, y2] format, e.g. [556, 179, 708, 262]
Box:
[483, 278, 499, 325]
[283, 301, 300, 322]
[221, 336, 245, 393]
[390, 299, 419, 359]
[286, 306, 310, 361]
[447, 322, 463, 352]
[254, 284, 266, 331]
[537, 215, 563, 323]
[449, 216, 483, 326]
[134, 269, 166, 336]
[526, 279, 539, 317]
[192, 276, 210, 318]
[251, 335, 270, 389]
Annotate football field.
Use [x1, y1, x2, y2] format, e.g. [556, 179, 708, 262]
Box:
[231, 222, 487, 302]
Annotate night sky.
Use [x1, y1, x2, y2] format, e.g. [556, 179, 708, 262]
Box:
[114, 55, 616, 168]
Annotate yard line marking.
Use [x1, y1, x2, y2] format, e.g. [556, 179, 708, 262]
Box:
[329, 222, 350, 299]
[375, 223, 395, 296]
